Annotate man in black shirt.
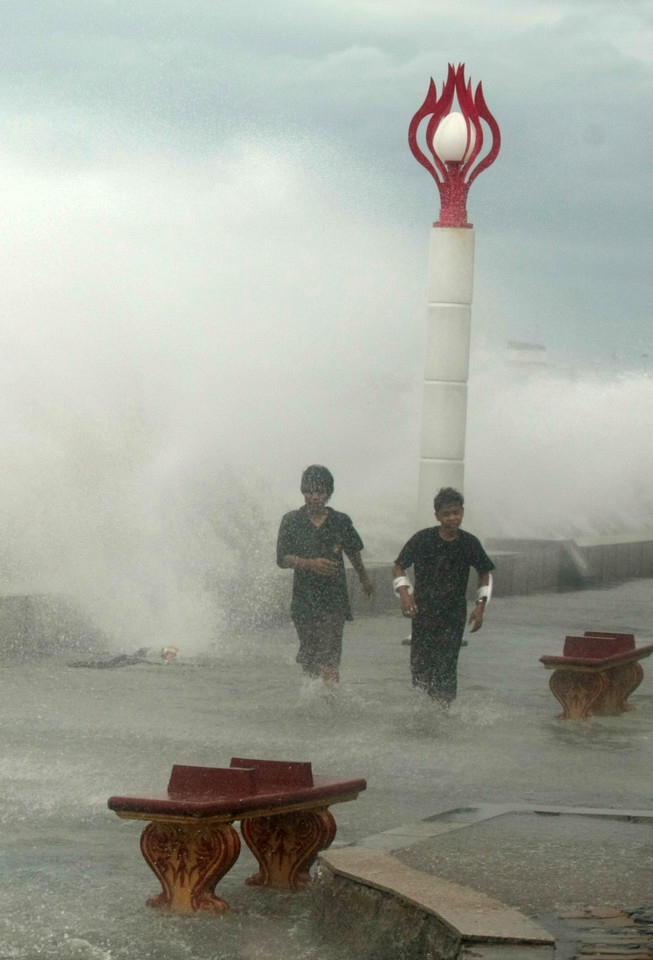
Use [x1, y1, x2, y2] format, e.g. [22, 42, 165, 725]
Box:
[277, 465, 373, 682]
[393, 487, 494, 706]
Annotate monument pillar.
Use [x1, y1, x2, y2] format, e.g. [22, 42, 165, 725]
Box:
[418, 226, 474, 526]
[409, 64, 501, 529]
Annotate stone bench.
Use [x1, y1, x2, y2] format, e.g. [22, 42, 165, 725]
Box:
[108, 757, 366, 914]
[540, 632, 653, 720]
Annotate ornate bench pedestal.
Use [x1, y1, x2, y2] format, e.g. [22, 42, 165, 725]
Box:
[242, 807, 336, 890]
[140, 819, 240, 914]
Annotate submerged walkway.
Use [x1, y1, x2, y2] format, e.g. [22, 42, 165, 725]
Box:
[1, 578, 652, 958]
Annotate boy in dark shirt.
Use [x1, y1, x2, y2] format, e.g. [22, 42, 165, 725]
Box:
[392, 487, 494, 706]
[277, 465, 373, 682]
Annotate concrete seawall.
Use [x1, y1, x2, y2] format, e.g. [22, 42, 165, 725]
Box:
[347, 533, 653, 616]
[2, 534, 652, 658]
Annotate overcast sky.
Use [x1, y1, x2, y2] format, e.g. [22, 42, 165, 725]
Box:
[0, 1, 651, 640]
[2, 0, 651, 361]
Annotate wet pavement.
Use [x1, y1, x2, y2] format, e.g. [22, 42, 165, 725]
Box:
[346, 804, 653, 958]
[394, 810, 653, 912]
[545, 906, 653, 960]
[1, 577, 652, 958]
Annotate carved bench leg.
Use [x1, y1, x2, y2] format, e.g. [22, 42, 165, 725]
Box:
[240, 808, 337, 890]
[593, 662, 644, 715]
[140, 820, 241, 913]
[549, 669, 610, 720]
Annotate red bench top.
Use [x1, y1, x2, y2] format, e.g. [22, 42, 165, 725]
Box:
[108, 758, 366, 819]
[540, 632, 653, 669]
[565, 633, 635, 658]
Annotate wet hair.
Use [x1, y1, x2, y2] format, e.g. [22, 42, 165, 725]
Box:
[433, 487, 464, 512]
[300, 464, 334, 496]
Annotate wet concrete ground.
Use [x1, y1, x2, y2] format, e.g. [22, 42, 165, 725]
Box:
[1, 578, 652, 958]
[394, 812, 653, 912]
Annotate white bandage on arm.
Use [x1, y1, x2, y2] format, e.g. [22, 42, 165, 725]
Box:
[393, 576, 414, 597]
[476, 573, 493, 605]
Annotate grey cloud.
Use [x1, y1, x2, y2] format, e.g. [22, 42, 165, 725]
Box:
[0, 0, 650, 367]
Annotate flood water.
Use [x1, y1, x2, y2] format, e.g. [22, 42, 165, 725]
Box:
[1, 578, 652, 958]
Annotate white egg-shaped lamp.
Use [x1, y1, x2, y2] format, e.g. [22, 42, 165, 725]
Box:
[432, 112, 475, 163]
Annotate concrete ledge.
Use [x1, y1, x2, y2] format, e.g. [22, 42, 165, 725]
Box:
[316, 847, 554, 960]
[315, 804, 653, 959]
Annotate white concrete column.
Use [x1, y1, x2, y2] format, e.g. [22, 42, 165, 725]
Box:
[417, 227, 475, 528]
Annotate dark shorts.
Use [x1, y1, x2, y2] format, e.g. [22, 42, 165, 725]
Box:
[410, 611, 466, 702]
[293, 611, 346, 676]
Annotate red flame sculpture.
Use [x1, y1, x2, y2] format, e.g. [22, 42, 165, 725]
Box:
[408, 63, 501, 228]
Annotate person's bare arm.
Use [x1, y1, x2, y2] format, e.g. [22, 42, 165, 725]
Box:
[279, 555, 338, 576]
[468, 571, 490, 633]
[346, 551, 373, 597]
[392, 562, 417, 618]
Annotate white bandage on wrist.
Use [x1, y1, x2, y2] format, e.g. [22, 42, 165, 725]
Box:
[476, 574, 493, 606]
[393, 576, 414, 597]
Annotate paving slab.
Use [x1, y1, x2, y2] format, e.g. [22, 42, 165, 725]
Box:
[391, 811, 653, 913]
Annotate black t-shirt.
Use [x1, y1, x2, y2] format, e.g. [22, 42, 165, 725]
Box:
[276, 506, 364, 624]
[394, 527, 495, 623]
